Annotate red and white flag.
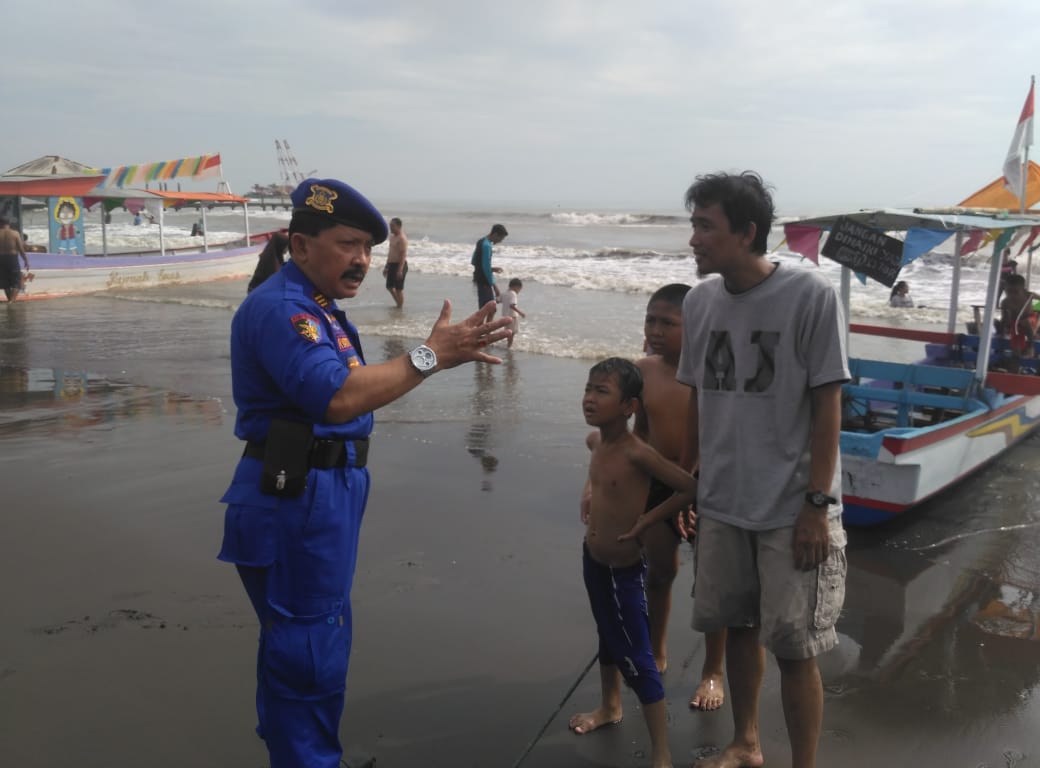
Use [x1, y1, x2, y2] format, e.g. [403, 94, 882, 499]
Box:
[1003, 79, 1035, 202]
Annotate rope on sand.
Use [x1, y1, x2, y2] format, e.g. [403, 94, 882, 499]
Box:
[510, 651, 599, 768]
[907, 520, 1040, 551]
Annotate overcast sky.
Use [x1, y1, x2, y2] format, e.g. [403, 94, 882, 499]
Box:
[3, 1, 1037, 213]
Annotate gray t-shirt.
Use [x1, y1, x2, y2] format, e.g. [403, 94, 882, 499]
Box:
[677, 262, 849, 530]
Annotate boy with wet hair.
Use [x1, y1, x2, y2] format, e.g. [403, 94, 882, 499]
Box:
[635, 283, 727, 711]
[571, 356, 697, 768]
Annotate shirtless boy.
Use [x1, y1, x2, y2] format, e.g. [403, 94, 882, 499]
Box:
[382, 217, 408, 307]
[999, 273, 1037, 370]
[0, 218, 28, 302]
[635, 283, 727, 711]
[571, 357, 698, 768]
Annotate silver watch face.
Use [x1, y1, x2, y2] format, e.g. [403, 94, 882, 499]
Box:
[410, 345, 437, 373]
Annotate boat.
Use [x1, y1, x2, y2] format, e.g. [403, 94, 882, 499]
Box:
[785, 206, 1040, 526]
[1, 155, 277, 299]
[20, 233, 274, 299]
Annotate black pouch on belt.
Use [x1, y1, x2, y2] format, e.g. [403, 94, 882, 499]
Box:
[259, 419, 314, 497]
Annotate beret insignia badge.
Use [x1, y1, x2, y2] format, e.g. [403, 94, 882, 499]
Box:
[304, 184, 338, 214]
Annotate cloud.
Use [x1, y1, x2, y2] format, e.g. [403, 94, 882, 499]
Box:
[3, 0, 1039, 209]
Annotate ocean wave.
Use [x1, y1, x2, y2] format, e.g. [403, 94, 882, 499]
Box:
[550, 211, 685, 227]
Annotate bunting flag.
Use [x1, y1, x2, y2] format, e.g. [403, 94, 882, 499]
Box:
[1003, 80, 1035, 202]
[994, 227, 1019, 257]
[902, 228, 953, 266]
[98, 153, 222, 188]
[1016, 225, 1040, 255]
[959, 229, 988, 256]
[782, 224, 822, 264]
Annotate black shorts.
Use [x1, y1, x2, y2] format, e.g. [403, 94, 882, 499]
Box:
[0, 254, 20, 291]
[385, 261, 407, 290]
[646, 477, 683, 539]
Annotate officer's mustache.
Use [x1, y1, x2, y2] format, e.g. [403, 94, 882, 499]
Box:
[341, 266, 367, 282]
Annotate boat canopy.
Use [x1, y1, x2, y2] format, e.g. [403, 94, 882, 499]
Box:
[787, 208, 1040, 394]
[82, 188, 249, 211]
[0, 176, 108, 197]
[791, 208, 1038, 233]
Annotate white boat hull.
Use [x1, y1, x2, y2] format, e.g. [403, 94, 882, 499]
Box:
[842, 392, 1040, 524]
[20, 245, 263, 299]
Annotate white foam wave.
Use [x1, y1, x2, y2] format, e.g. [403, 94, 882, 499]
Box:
[550, 211, 679, 227]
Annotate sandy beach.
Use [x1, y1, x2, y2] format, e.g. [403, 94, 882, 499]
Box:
[2, 275, 1040, 768]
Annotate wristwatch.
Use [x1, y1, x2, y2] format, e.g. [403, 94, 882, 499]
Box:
[408, 344, 438, 378]
[805, 490, 837, 508]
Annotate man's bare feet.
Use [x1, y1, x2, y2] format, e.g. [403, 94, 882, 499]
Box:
[568, 707, 622, 735]
[688, 674, 725, 711]
[693, 743, 764, 768]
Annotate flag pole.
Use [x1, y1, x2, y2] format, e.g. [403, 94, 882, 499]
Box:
[1022, 74, 1035, 214]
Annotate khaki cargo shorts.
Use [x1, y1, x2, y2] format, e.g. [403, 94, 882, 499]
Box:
[692, 515, 847, 660]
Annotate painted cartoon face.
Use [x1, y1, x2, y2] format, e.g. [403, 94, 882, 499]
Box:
[55, 199, 79, 224]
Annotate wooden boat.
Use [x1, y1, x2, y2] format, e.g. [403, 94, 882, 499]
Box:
[0, 171, 277, 299]
[20, 234, 272, 299]
[786, 208, 1040, 525]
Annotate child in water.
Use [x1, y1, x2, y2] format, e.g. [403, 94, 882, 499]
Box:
[889, 280, 914, 308]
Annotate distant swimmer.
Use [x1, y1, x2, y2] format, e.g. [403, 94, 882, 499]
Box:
[382, 217, 408, 307]
[889, 280, 914, 308]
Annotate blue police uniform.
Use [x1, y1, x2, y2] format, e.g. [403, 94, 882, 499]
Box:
[219, 179, 388, 768]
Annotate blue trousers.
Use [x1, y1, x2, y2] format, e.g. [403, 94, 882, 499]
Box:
[221, 463, 370, 768]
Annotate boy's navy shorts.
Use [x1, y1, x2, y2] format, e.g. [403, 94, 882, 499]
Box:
[582, 541, 664, 705]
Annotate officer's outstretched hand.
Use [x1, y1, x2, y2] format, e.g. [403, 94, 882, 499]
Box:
[427, 300, 514, 369]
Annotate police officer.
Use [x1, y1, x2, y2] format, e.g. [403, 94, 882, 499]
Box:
[218, 178, 512, 768]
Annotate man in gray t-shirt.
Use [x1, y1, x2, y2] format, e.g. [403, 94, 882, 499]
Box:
[676, 172, 849, 768]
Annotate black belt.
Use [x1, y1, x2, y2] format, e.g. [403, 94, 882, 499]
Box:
[243, 437, 369, 469]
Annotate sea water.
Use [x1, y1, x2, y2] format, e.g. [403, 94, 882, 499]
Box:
[16, 201, 1013, 365]
[5, 201, 1040, 767]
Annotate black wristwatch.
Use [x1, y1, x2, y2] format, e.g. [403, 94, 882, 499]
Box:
[805, 490, 837, 508]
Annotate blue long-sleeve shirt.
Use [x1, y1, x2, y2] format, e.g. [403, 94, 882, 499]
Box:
[473, 237, 494, 286]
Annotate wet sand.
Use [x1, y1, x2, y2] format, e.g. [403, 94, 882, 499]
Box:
[2, 300, 1040, 767]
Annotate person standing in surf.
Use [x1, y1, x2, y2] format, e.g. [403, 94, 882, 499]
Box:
[472, 223, 507, 315]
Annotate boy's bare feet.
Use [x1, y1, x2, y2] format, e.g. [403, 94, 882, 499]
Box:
[568, 707, 622, 735]
[688, 674, 724, 711]
[694, 743, 764, 768]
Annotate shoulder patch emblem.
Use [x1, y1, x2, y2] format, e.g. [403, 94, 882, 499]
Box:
[305, 184, 337, 214]
[291, 313, 322, 343]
